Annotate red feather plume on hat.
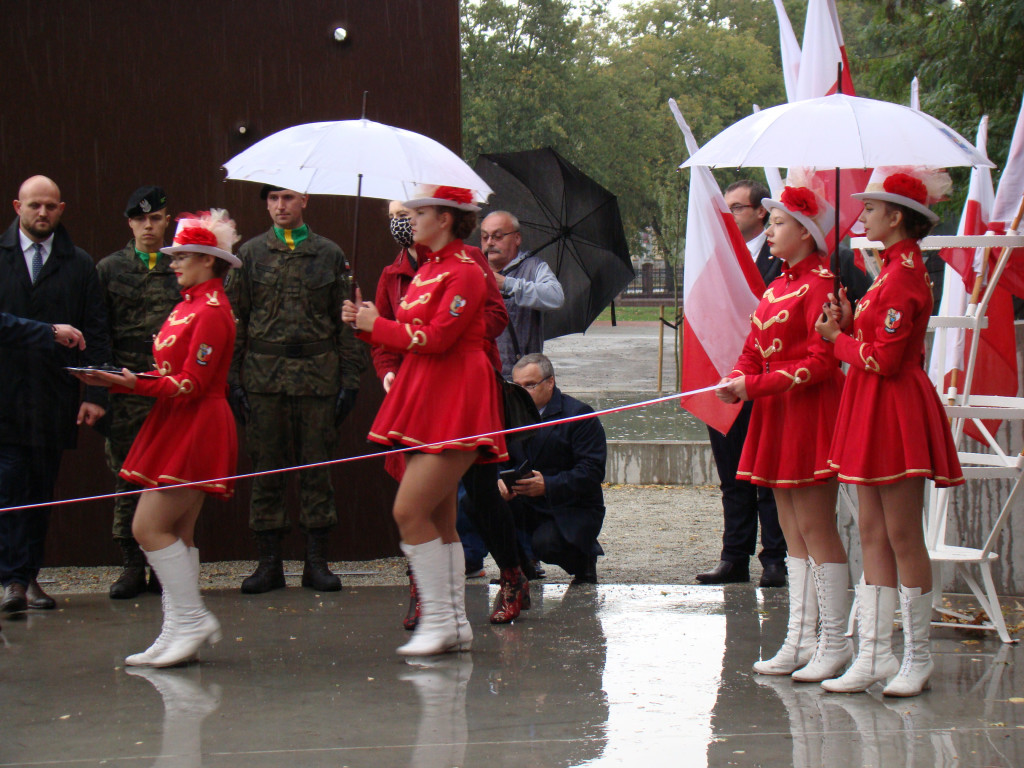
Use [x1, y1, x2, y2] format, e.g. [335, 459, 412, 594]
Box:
[432, 186, 473, 205]
[780, 186, 819, 218]
[883, 173, 928, 206]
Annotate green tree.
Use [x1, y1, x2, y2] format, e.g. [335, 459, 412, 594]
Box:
[845, 0, 1024, 213]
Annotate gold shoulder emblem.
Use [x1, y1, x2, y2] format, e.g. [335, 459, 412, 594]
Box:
[900, 253, 915, 269]
[763, 284, 809, 304]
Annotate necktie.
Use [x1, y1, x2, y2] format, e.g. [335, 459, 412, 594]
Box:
[31, 243, 44, 283]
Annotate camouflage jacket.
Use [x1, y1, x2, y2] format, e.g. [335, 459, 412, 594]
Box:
[96, 241, 181, 372]
[227, 227, 366, 396]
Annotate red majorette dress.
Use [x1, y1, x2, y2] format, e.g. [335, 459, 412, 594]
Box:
[729, 254, 845, 487]
[827, 240, 963, 487]
[361, 239, 508, 463]
[115, 277, 238, 499]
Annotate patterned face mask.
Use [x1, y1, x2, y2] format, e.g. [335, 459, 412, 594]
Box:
[389, 216, 414, 248]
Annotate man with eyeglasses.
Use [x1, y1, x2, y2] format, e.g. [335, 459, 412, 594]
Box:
[480, 211, 564, 377]
[499, 353, 606, 585]
[697, 180, 788, 588]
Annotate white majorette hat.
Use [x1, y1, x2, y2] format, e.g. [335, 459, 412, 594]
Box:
[160, 209, 242, 267]
[761, 171, 834, 253]
[403, 184, 481, 212]
[851, 166, 952, 224]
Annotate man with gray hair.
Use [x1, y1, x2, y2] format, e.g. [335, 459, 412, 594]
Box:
[500, 353, 606, 584]
[480, 211, 564, 377]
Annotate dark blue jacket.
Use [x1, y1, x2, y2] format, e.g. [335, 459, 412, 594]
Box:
[507, 386, 606, 555]
[0, 312, 52, 350]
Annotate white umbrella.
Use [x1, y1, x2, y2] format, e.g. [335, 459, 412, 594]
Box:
[680, 93, 994, 170]
[223, 119, 493, 284]
[224, 119, 493, 201]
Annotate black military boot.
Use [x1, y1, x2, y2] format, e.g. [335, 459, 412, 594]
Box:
[301, 527, 342, 592]
[241, 530, 287, 594]
[110, 538, 148, 599]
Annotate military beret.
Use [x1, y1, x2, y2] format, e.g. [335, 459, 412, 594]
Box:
[260, 184, 285, 200]
[125, 186, 168, 218]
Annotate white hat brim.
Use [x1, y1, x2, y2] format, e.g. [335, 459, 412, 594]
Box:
[850, 191, 939, 223]
[403, 196, 481, 212]
[160, 243, 242, 268]
[761, 199, 828, 253]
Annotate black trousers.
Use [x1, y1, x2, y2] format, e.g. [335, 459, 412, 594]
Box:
[459, 463, 522, 571]
[0, 443, 62, 586]
[708, 401, 786, 566]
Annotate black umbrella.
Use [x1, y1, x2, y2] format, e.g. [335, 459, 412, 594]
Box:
[473, 148, 635, 340]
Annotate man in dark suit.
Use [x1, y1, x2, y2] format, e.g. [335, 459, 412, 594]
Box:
[0, 175, 110, 613]
[697, 180, 787, 587]
[500, 353, 606, 584]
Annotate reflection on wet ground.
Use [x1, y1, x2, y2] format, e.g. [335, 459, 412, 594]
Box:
[577, 394, 706, 442]
[0, 585, 1019, 767]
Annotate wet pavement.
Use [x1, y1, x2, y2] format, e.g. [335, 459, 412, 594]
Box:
[1, 584, 1020, 767]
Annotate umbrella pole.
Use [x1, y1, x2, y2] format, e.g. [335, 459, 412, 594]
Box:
[833, 166, 841, 297]
[350, 173, 363, 301]
[833, 61, 843, 298]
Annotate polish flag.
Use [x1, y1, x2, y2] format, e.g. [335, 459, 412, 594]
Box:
[772, 0, 801, 102]
[793, 0, 871, 246]
[932, 115, 1019, 443]
[671, 101, 766, 435]
[988, 91, 1024, 299]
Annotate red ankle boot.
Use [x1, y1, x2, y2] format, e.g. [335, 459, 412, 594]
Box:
[489, 567, 531, 624]
[403, 569, 420, 631]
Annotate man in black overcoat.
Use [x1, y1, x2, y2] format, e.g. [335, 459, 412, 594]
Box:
[0, 176, 110, 613]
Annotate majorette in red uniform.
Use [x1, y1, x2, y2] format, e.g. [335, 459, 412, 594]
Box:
[361, 233, 508, 464]
[728, 187, 845, 488]
[116, 274, 238, 499]
[827, 241, 963, 487]
[818, 167, 962, 699]
[75, 210, 242, 670]
[724, 180, 855, 685]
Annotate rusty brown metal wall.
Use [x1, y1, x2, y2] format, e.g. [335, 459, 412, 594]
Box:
[0, 0, 461, 565]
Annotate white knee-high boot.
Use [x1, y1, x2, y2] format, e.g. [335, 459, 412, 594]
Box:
[821, 584, 900, 693]
[753, 556, 817, 675]
[882, 586, 934, 697]
[138, 540, 220, 668]
[125, 584, 178, 666]
[445, 543, 473, 650]
[792, 560, 853, 682]
[398, 539, 469, 656]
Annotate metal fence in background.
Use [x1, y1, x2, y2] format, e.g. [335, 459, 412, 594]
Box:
[620, 261, 683, 299]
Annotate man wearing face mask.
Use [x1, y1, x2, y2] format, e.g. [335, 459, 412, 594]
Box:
[227, 185, 367, 595]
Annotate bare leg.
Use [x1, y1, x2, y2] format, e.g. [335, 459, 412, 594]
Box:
[879, 478, 929, 590]
[132, 487, 206, 552]
[772, 488, 806, 559]
[790, 479, 846, 564]
[857, 485, 898, 587]
[394, 452, 479, 545]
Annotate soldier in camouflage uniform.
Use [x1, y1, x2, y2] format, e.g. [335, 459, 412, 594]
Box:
[96, 186, 181, 599]
[227, 185, 367, 594]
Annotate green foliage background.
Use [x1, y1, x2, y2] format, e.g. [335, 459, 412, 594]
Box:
[461, 0, 1024, 263]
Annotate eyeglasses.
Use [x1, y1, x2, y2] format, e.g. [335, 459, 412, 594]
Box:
[480, 230, 519, 243]
[729, 204, 754, 214]
[519, 376, 551, 391]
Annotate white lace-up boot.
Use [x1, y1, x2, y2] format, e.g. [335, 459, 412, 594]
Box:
[139, 540, 221, 668]
[821, 584, 899, 693]
[398, 539, 469, 656]
[445, 543, 473, 650]
[883, 586, 934, 697]
[753, 556, 817, 675]
[792, 560, 853, 682]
